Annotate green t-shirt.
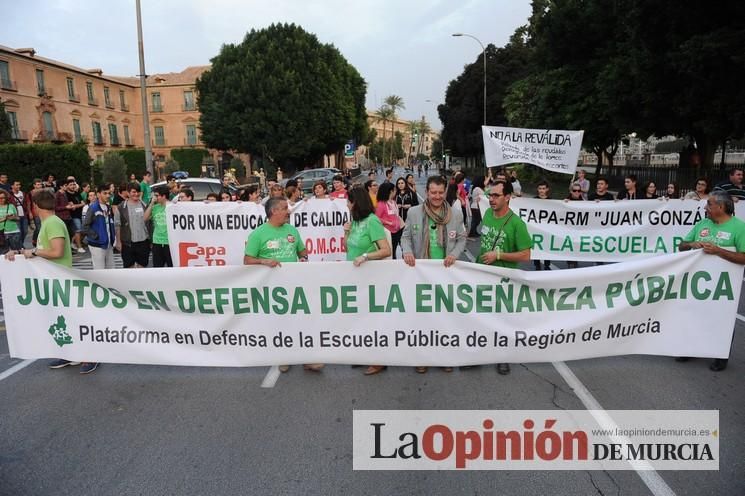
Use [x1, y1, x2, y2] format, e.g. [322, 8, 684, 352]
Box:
[151, 203, 169, 245]
[38, 215, 72, 268]
[0, 204, 19, 233]
[428, 218, 445, 260]
[346, 214, 386, 260]
[140, 181, 152, 205]
[478, 209, 532, 268]
[245, 222, 305, 262]
[683, 217, 745, 251]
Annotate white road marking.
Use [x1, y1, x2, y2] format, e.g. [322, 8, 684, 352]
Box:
[552, 361, 677, 496]
[0, 359, 36, 382]
[260, 365, 281, 388]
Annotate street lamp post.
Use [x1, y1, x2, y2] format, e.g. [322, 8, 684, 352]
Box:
[452, 33, 486, 126]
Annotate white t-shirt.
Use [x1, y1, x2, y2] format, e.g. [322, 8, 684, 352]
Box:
[13, 191, 24, 217]
[470, 187, 484, 209]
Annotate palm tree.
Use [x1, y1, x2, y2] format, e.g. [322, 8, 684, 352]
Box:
[375, 105, 394, 166]
[407, 121, 420, 165]
[416, 117, 432, 158]
[384, 95, 405, 164]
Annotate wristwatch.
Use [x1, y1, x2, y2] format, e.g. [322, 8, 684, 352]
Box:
[30, 248, 37, 257]
[362, 253, 369, 261]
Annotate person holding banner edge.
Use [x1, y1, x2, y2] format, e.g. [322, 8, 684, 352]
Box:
[5, 189, 99, 374]
[243, 197, 323, 373]
[478, 180, 532, 375]
[678, 190, 745, 371]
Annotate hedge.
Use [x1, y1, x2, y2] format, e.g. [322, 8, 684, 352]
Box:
[118, 149, 147, 178]
[170, 148, 210, 177]
[0, 142, 91, 188]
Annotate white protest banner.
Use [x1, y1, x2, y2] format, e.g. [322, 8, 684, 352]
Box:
[482, 126, 584, 175]
[478, 198, 745, 262]
[167, 199, 350, 266]
[1, 250, 738, 367]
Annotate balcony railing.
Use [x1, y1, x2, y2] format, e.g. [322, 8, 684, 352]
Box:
[11, 129, 28, 141]
[0, 79, 18, 91]
[184, 137, 200, 146]
[88, 96, 99, 106]
[105, 100, 115, 109]
[121, 103, 129, 112]
[68, 92, 80, 103]
[125, 139, 134, 147]
[150, 105, 163, 113]
[182, 103, 197, 111]
[74, 134, 87, 144]
[153, 138, 167, 147]
[93, 135, 105, 145]
[110, 138, 121, 147]
[37, 87, 53, 98]
[34, 131, 59, 142]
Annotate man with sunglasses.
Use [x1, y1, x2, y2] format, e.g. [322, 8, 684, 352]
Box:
[478, 180, 532, 375]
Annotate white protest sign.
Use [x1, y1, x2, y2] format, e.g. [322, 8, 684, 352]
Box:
[478, 198, 745, 262]
[1, 251, 738, 367]
[166, 199, 349, 266]
[482, 126, 584, 175]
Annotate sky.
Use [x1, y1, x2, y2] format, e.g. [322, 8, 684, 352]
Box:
[3, 0, 532, 131]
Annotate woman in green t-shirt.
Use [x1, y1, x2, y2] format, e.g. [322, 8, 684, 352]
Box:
[343, 187, 391, 375]
[0, 190, 21, 254]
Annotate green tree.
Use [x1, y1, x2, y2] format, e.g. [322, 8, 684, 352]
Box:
[383, 95, 405, 163]
[0, 102, 13, 144]
[416, 117, 431, 158]
[375, 105, 394, 165]
[164, 159, 180, 175]
[229, 156, 245, 178]
[197, 23, 368, 173]
[101, 151, 127, 185]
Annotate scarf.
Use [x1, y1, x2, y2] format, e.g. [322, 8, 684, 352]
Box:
[422, 199, 451, 259]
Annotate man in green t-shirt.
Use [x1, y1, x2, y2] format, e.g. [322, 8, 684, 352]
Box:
[150, 185, 172, 267]
[140, 171, 153, 205]
[5, 189, 98, 374]
[244, 197, 307, 266]
[478, 180, 532, 376]
[679, 190, 745, 372]
[244, 197, 317, 373]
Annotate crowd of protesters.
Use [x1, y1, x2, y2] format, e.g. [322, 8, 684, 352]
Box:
[2, 165, 744, 375]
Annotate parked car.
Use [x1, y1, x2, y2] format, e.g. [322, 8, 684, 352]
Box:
[281, 168, 341, 194]
[151, 178, 234, 201]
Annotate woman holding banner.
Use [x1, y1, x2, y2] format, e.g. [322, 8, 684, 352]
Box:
[344, 186, 392, 376]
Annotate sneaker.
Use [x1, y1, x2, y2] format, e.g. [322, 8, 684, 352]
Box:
[77, 247, 86, 254]
[496, 363, 511, 375]
[80, 362, 99, 374]
[709, 359, 728, 372]
[48, 359, 80, 369]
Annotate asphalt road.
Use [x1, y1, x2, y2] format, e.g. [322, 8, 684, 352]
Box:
[0, 166, 743, 495]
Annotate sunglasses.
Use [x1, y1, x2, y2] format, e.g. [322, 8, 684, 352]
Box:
[572, 189, 581, 192]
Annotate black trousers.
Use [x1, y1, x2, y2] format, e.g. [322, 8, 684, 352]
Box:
[152, 243, 173, 267]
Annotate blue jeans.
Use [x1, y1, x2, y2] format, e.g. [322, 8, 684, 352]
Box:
[32, 216, 41, 245]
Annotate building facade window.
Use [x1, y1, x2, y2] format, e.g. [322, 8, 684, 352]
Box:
[119, 90, 128, 111]
[72, 119, 82, 142]
[36, 69, 45, 95]
[151, 92, 162, 112]
[104, 86, 112, 108]
[86, 82, 96, 105]
[6, 111, 19, 139]
[154, 126, 165, 146]
[108, 123, 119, 145]
[186, 124, 197, 145]
[92, 121, 103, 144]
[66, 77, 78, 101]
[183, 90, 195, 111]
[0, 61, 10, 88]
[123, 125, 131, 145]
[42, 111, 54, 139]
